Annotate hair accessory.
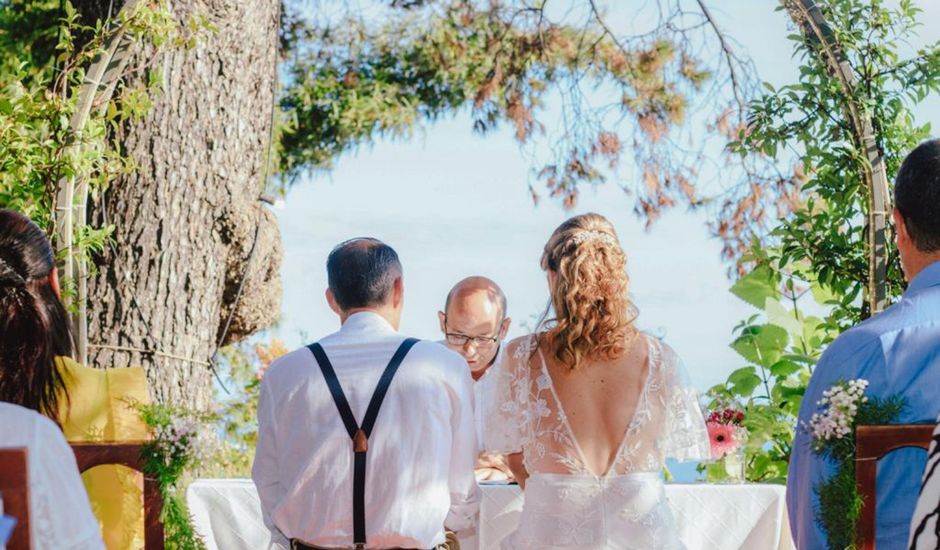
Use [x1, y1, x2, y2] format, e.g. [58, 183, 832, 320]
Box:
[569, 230, 618, 248]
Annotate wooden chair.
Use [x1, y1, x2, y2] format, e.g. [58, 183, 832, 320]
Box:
[0, 448, 30, 550]
[70, 442, 164, 550]
[855, 424, 934, 549]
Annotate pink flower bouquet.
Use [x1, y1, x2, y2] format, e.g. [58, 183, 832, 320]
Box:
[701, 406, 749, 482]
[706, 407, 747, 460]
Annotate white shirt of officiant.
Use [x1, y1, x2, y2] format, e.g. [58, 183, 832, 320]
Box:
[252, 312, 480, 549]
[437, 341, 501, 446]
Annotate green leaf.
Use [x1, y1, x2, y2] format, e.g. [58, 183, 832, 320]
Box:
[810, 280, 839, 304]
[765, 298, 802, 336]
[798, 316, 827, 350]
[731, 324, 789, 367]
[730, 265, 780, 309]
[727, 366, 762, 397]
[770, 360, 801, 378]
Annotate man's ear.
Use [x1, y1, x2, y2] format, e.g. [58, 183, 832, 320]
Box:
[392, 276, 404, 307]
[500, 316, 512, 339]
[894, 208, 910, 248]
[326, 288, 342, 315]
[438, 310, 447, 333]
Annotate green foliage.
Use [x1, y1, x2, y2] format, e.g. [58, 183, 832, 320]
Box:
[701, 449, 747, 483]
[728, 0, 940, 321]
[136, 402, 215, 550]
[706, 263, 833, 483]
[277, 1, 730, 217]
[279, 14, 465, 173]
[0, 1, 62, 80]
[0, 0, 190, 242]
[729, 264, 781, 309]
[706, 0, 939, 489]
[816, 456, 862, 550]
[209, 347, 261, 477]
[133, 338, 285, 542]
[809, 389, 906, 550]
[0, 1, 139, 232]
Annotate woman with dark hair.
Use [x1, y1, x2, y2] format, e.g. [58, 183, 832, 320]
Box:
[0, 209, 150, 549]
[0, 209, 73, 420]
[484, 213, 710, 549]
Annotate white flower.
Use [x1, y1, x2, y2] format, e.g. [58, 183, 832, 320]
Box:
[806, 379, 870, 448]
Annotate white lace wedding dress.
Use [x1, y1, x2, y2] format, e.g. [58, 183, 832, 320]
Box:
[484, 334, 710, 549]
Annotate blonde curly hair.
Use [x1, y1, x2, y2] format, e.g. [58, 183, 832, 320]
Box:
[538, 213, 638, 370]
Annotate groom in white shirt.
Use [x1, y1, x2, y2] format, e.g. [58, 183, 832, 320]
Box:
[253, 238, 479, 550]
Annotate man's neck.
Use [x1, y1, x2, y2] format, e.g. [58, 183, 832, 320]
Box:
[905, 254, 940, 282]
[340, 307, 399, 330]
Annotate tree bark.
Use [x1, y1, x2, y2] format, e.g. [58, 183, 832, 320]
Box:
[85, 0, 282, 408]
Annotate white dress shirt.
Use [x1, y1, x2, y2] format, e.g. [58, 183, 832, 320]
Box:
[252, 312, 479, 549]
[471, 346, 501, 447]
[434, 342, 500, 446]
[0, 402, 105, 550]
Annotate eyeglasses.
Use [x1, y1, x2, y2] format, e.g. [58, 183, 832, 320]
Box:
[442, 314, 504, 348]
[445, 332, 500, 347]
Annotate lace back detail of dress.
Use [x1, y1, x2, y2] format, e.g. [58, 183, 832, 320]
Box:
[484, 333, 709, 476]
[483, 333, 711, 550]
[495, 335, 657, 476]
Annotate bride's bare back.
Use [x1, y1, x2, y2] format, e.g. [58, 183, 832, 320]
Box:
[488, 332, 708, 480]
[542, 334, 649, 477]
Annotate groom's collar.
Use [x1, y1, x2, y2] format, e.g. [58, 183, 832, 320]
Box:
[340, 311, 397, 334]
[906, 259, 940, 296]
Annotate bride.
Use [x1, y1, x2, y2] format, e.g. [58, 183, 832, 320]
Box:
[485, 213, 710, 549]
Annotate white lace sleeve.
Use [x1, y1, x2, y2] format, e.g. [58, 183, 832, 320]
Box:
[482, 336, 535, 454]
[31, 412, 106, 549]
[658, 342, 711, 462]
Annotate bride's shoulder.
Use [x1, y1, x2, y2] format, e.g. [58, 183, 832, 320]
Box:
[503, 333, 543, 362]
[638, 333, 682, 368]
[639, 335, 694, 390]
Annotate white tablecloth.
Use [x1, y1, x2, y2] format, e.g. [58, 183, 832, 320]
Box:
[186, 479, 794, 550]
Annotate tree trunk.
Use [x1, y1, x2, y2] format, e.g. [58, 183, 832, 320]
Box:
[85, 0, 283, 408]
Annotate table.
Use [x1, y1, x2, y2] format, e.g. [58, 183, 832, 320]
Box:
[186, 479, 794, 549]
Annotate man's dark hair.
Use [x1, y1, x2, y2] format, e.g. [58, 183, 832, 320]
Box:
[895, 139, 940, 252]
[327, 238, 402, 310]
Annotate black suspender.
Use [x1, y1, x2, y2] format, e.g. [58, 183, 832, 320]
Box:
[307, 338, 420, 549]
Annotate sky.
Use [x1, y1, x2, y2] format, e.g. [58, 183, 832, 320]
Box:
[260, 0, 940, 393]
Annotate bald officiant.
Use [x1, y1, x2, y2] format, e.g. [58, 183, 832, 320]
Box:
[439, 276, 514, 482]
